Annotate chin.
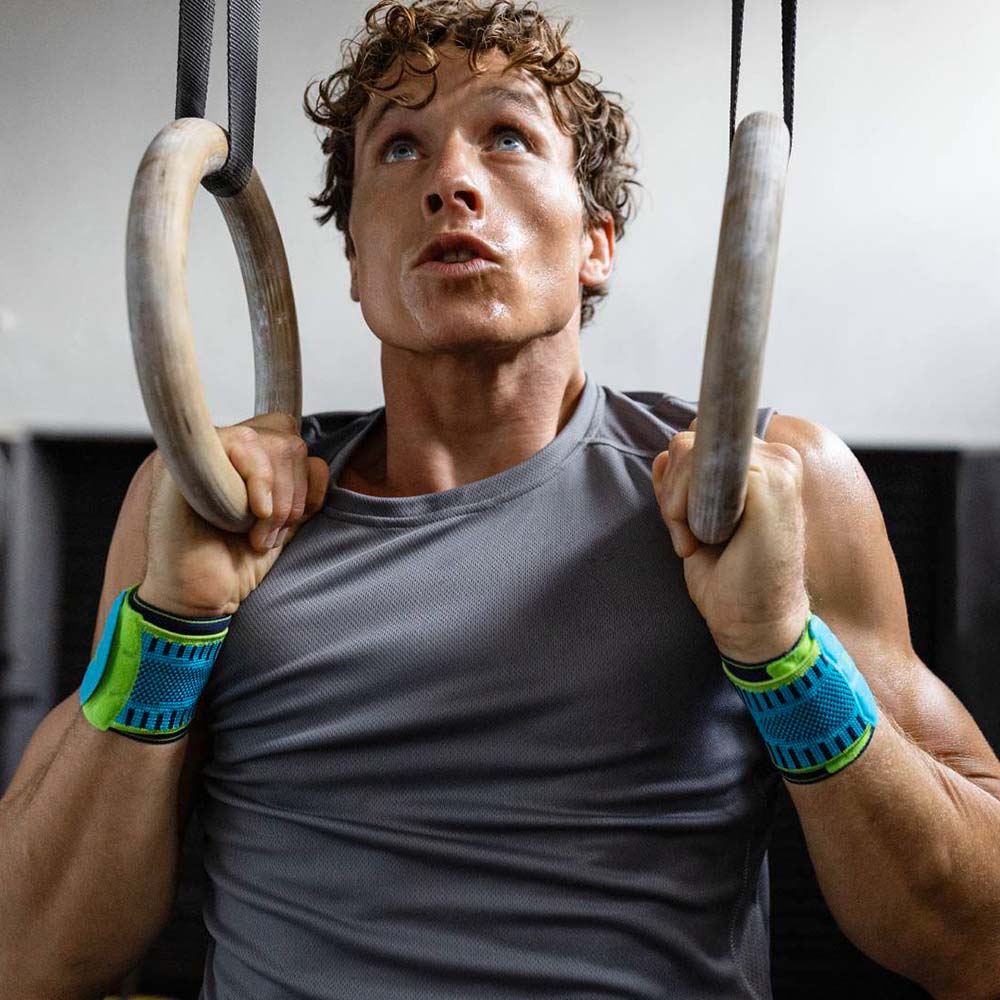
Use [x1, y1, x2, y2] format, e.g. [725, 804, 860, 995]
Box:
[385, 302, 514, 347]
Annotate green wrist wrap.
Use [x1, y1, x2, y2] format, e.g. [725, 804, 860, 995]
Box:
[79, 587, 230, 743]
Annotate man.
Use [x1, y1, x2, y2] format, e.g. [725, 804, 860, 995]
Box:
[2, 2, 999, 998]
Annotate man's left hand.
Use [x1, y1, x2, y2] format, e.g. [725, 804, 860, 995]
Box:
[651, 424, 812, 664]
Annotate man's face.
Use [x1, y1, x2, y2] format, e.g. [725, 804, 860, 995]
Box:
[348, 42, 612, 351]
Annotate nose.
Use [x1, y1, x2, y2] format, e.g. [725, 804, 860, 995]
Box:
[422, 135, 484, 218]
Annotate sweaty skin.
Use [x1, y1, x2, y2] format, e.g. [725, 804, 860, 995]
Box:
[342, 41, 614, 497]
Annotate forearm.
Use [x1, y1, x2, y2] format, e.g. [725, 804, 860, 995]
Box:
[0, 707, 185, 997]
[784, 701, 1000, 999]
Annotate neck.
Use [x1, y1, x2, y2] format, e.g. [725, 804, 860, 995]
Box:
[345, 327, 586, 497]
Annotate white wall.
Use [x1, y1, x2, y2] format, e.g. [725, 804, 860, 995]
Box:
[2, 0, 998, 446]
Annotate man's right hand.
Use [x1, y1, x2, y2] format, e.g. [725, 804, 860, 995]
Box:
[137, 412, 331, 618]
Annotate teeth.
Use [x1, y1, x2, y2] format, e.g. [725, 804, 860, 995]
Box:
[439, 249, 478, 263]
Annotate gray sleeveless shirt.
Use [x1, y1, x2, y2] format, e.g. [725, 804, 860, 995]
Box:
[196, 374, 780, 999]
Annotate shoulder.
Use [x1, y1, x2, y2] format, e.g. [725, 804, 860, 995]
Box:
[763, 412, 844, 462]
[762, 413, 883, 580]
[762, 413, 914, 653]
[762, 414, 871, 521]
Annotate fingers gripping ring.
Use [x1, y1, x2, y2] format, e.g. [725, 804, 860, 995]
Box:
[126, 117, 302, 533]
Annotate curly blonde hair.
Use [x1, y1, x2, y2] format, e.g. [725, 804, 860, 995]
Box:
[303, 0, 641, 328]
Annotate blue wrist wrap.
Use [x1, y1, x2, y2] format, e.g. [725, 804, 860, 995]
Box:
[79, 587, 231, 744]
[721, 613, 879, 784]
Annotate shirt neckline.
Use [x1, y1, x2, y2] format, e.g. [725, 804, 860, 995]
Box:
[322, 372, 601, 525]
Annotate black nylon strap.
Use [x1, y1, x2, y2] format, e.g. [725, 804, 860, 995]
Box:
[730, 0, 745, 150]
[175, 0, 260, 197]
[175, 0, 214, 120]
[730, 0, 797, 151]
[781, 0, 796, 148]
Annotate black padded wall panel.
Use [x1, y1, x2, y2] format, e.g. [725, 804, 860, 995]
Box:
[44, 437, 156, 701]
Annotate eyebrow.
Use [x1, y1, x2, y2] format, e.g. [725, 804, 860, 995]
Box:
[358, 85, 549, 152]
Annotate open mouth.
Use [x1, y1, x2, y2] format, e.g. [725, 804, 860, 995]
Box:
[414, 233, 501, 276]
[417, 255, 499, 276]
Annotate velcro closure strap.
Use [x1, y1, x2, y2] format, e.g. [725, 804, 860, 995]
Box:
[80, 587, 228, 736]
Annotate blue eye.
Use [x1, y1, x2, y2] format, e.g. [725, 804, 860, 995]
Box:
[383, 138, 417, 163]
[494, 127, 529, 152]
[379, 124, 531, 163]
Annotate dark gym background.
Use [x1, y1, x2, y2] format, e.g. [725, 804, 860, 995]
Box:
[2, 433, 997, 998]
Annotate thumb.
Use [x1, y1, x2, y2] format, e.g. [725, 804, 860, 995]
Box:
[304, 455, 332, 514]
[651, 450, 670, 490]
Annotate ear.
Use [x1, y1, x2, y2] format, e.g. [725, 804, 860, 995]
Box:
[579, 213, 615, 288]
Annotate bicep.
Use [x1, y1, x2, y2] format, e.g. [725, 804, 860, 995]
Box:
[90, 451, 157, 658]
[769, 414, 1000, 801]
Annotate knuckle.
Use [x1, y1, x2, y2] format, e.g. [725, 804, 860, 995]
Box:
[779, 452, 803, 482]
[222, 424, 257, 445]
[236, 413, 267, 432]
[772, 442, 802, 467]
[269, 434, 294, 458]
[256, 430, 285, 458]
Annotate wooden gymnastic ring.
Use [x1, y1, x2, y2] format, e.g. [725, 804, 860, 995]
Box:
[688, 111, 790, 545]
[126, 117, 302, 534]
